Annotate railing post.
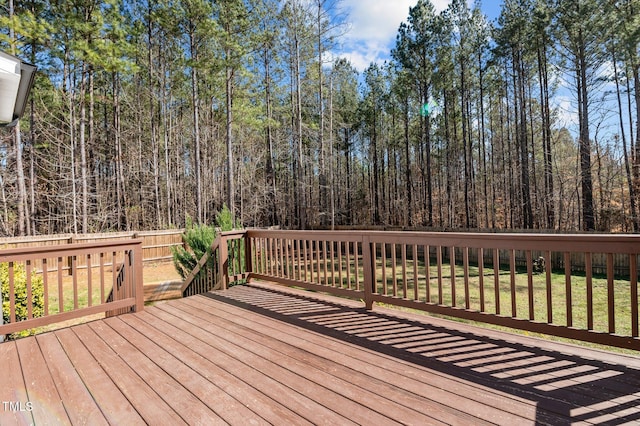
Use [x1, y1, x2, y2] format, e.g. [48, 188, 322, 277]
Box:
[67, 235, 75, 275]
[362, 235, 375, 310]
[244, 231, 252, 275]
[219, 235, 229, 290]
[133, 240, 144, 312]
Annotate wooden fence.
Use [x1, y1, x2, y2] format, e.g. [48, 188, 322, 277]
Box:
[184, 229, 640, 351]
[0, 230, 184, 273]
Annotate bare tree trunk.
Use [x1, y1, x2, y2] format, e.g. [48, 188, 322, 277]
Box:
[612, 50, 638, 231]
[632, 64, 640, 230]
[264, 46, 277, 225]
[189, 25, 203, 223]
[113, 72, 127, 230]
[478, 51, 488, 229]
[317, 0, 326, 226]
[29, 39, 37, 235]
[461, 60, 471, 228]
[148, 14, 162, 229]
[66, 53, 78, 234]
[404, 95, 412, 227]
[577, 38, 595, 230]
[79, 63, 88, 233]
[226, 59, 235, 216]
[538, 43, 555, 229]
[9, 0, 28, 236]
[515, 49, 532, 229]
[13, 124, 27, 236]
[89, 66, 97, 229]
[329, 73, 335, 229]
[294, 20, 306, 229]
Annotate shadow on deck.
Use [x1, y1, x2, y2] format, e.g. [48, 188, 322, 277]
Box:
[209, 283, 640, 425]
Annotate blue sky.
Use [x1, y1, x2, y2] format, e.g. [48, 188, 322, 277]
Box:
[337, 0, 503, 71]
[335, 0, 623, 141]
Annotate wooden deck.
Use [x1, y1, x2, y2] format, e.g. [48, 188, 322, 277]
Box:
[2, 282, 640, 425]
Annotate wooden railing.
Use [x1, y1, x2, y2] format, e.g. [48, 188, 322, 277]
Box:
[242, 230, 640, 351]
[0, 240, 144, 338]
[181, 230, 249, 297]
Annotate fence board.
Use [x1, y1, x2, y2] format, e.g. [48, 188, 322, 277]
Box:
[0, 230, 184, 273]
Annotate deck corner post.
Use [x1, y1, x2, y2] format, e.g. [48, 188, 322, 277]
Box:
[219, 235, 229, 290]
[362, 235, 375, 310]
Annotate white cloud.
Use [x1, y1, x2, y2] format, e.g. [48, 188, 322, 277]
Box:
[337, 0, 456, 72]
[342, 0, 413, 44]
[552, 95, 578, 130]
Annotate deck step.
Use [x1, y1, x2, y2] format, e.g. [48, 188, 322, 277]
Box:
[143, 280, 183, 302]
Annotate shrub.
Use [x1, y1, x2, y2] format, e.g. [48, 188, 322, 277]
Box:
[172, 205, 238, 280]
[1, 262, 45, 338]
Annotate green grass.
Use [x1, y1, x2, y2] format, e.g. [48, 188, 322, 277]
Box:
[264, 250, 638, 353]
[42, 268, 118, 316]
[373, 258, 635, 336]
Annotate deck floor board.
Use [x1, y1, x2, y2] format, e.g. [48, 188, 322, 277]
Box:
[115, 314, 310, 425]
[180, 294, 527, 425]
[70, 323, 186, 425]
[15, 336, 69, 424]
[2, 281, 640, 425]
[35, 332, 108, 425]
[164, 298, 444, 426]
[135, 309, 350, 425]
[0, 341, 32, 426]
[53, 327, 145, 425]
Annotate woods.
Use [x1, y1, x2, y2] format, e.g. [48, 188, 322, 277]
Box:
[1, 0, 639, 235]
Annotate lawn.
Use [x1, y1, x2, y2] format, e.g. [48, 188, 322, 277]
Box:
[278, 249, 637, 341]
[373, 259, 634, 336]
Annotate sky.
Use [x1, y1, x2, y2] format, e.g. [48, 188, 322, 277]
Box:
[333, 1, 620, 137]
[337, 0, 503, 72]
[333, 0, 581, 132]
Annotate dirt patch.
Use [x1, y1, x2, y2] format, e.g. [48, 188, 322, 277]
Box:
[144, 261, 182, 284]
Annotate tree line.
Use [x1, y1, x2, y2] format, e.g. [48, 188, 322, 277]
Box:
[1, 0, 639, 236]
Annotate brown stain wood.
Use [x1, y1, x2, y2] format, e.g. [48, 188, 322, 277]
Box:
[2, 283, 640, 425]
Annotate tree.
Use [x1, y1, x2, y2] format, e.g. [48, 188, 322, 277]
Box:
[214, 0, 251, 218]
[393, 0, 437, 226]
[281, 0, 314, 228]
[330, 58, 358, 224]
[178, 0, 216, 224]
[496, 0, 535, 228]
[361, 63, 388, 224]
[609, 0, 640, 231]
[171, 205, 238, 280]
[1, 0, 638, 235]
[529, 0, 556, 229]
[553, 0, 609, 230]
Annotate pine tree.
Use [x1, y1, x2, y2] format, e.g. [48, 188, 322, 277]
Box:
[553, 0, 609, 230]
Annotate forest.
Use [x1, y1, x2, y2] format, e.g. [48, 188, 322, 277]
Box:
[0, 0, 639, 236]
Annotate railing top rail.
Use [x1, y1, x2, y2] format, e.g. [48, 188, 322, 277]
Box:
[247, 229, 365, 242]
[180, 235, 224, 294]
[0, 229, 186, 244]
[0, 238, 144, 262]
[246, 229, 640, 253]
[220, 229, 248, 239]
